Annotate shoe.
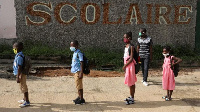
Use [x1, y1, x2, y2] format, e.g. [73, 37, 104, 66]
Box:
[124, 97, 131, 101]
[141, 80, 144, 83]
[73, 97, 80, 103]
[75, 99, 85, 105]
[162, 96, 168, 99]
[143, 81, 148, 86]
[18, 99, 25, 104]
[165, 97, 172, 101]
[125, 98, 134, 105]
[19, 101, 30, 107]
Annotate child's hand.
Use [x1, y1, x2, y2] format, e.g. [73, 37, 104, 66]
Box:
[79, 73, 83, 79]
[16, 77, 20, 83]
[122, 66, 126, 71]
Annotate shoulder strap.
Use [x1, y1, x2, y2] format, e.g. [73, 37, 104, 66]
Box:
[128, 44, 133, 56]
[76, 51, 81, 59]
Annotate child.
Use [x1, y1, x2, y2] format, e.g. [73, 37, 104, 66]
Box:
[70, 40, 85, 105]
[123, 32, 137, 105]
[137, 28, 153, 86]
[13, 42, 30, 107]
[162, 46, 182, 101]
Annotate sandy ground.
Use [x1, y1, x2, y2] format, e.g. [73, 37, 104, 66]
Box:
[0, 69, 199, 112]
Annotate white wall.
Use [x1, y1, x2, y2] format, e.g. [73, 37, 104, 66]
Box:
[0, 0, 16, 38]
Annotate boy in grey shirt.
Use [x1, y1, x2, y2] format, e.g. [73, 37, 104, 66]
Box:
[137, 28, 153, 86]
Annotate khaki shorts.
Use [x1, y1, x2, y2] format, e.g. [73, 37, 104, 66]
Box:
[74, 72, 83, 90]
[19, 74, 28, 93]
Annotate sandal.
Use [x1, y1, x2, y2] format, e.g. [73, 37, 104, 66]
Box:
[162, 96, 168, 99]
[165, 97, 172, 101]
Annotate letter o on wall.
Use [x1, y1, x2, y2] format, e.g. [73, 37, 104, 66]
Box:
[81, 3, 100, 24]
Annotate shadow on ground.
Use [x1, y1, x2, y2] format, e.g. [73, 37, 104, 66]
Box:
[0, 98, 199, 112]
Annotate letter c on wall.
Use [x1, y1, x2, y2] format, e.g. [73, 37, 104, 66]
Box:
[54, 2, 77, 25]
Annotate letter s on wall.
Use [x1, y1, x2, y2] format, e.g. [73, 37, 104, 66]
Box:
[25, 2, 52, 25]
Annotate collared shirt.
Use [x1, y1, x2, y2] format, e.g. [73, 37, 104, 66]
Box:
[71, 49, 83, 73]
[13, 52, 24, 76]
[137, 36, 153, 58]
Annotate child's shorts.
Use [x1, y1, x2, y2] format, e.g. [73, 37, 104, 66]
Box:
[74, 72, 83, 90]
[19, 74, 28, 93]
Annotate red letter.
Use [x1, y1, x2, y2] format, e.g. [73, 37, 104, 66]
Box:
[146, 4, 153, 24]
[54, 2, 77, 25]
[154, 4, 171, 24]
[26, 2, 52, 25]
[174, 5, 192, 24]
[103, 3, 122, 24]
[81, 3, 100, 24]
[124, 4, 143, 24]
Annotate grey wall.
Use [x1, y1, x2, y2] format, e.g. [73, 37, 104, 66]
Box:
[14, 0, 197, 50]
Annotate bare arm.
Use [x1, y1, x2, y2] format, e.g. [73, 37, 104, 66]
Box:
[137, 45, 139, 54]
[172, 56, 182, 65]
[17, 65, 22, 83]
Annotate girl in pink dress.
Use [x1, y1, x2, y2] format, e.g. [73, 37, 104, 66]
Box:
[162, 46, 182, 101]
[123, 32, 137, 105]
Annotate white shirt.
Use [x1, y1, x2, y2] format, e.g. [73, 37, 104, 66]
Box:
[124, 47, 130, 57]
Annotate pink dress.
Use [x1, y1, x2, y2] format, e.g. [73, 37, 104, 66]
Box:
[162, 56, 175, 90]
[124, 47, 137, 86]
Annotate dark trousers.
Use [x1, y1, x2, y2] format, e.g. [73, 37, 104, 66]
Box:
[140, 57, 150, 82]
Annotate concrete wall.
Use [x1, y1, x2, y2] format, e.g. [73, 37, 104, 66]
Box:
[0, 0, 16, 39]
[14, 0, 197, 50]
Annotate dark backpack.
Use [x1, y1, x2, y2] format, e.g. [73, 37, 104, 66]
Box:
[77, 52, 90, 75]
[170, 56, 179, 77]
[128, 44, 140, 74]
[18, 55, 32, 75]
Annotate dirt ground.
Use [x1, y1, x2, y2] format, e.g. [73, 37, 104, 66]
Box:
[0, 68, 199, 112]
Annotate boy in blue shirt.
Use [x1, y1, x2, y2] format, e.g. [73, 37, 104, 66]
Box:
[13, 42, 30, 107]
[70, 40, 85, 105]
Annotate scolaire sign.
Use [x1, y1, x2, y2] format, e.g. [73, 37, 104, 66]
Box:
[25, 2, 193, 26]
[15, 0, 197, 49]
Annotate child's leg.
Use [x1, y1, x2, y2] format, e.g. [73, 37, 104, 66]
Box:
[167, 90, 169, 97]
[21, 74, 29, 102]
[130, 85, 135, 99]
[169, 90, 173, 99]
[78, 89, 83, 99]
[24, 92, 29, 103]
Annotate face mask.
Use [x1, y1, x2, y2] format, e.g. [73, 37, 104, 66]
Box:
[13, 48, 17, 54]
[139, 32, 145, 37]
[123, 38, 130, 43]
[139, 32, 142, 36]
[163, 53, 169, 57]
[70, 47, 76, 52]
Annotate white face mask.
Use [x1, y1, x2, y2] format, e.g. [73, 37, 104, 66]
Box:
[70, 47, 76, 52]
[163, 53, 169, 57]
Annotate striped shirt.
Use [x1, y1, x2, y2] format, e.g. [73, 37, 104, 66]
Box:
[137, 36, 153, 58]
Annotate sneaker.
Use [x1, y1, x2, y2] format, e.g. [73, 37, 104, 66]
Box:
[19, 101, 30, 107]
[124, 97, 131, 101]
[141, 80, 144, 83]
[18, 99, 25, 104]
[75, 99, 85, 105]
[73, 97, 80, 103]
[125, 98, 134, 105]
[143, 81, 148, 86]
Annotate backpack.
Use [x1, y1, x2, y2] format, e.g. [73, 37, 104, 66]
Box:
[18, 55, 32, 75]
[128, 44, 140, 74]
[77, 51, 90, 75]
[170, 56, 179, 77]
